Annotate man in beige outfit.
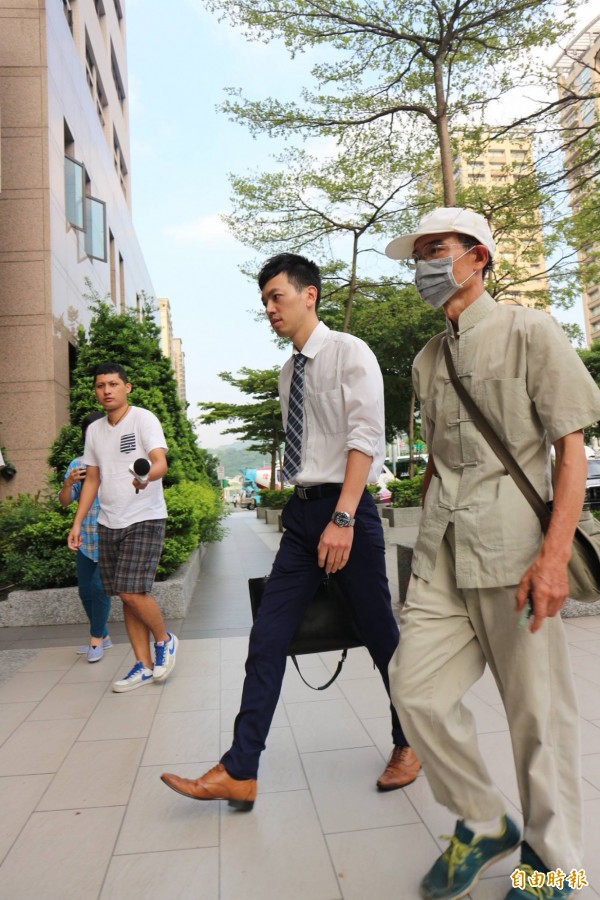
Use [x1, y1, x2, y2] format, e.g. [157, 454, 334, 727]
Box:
[385, 208, 600, 900]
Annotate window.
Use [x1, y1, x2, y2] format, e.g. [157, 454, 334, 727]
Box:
[113, 0, 123, 21]
[62, 0, 74, 33]
[111, 42, 126, 104]
[119, 253, 125, 311]
[64, 156, 85, 230]
[85, 37, 108, 130]
[109, 230, 117, 303]
[94, 0, 105, 16]
[581, 99, 597, 127]
[113, 128, 128, 195]
[84, 195, 107, 261]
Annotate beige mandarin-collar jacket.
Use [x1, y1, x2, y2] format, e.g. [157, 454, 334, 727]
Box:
[412, 291, 600, 588]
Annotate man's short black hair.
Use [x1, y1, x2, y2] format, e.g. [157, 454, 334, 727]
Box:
[457, 233, 493, 279]
[93, 361, 130, 384]
[258, 253, 322, 309]
[81, 409, 105, 439]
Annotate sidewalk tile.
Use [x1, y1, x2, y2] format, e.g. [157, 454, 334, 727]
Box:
[142, 709, 220, 766]
[302, 746, 419, 833]
[80, 692, 161, 741]
[0, 807, 124, 899]
[116, 764, 219, 853]
[101, 847, 218, 900]
[220, 790, 341, 900]
[0, 718, 85, 775]
[37, 738, 145, 809]
[27, 680, 106, 721]
[285, 698, 372, 753]
[327, 823, 439, 900]
[0, 773, 52, 863]
[0, 701, 37, 746]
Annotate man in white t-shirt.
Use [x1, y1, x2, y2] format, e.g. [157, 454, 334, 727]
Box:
[67, 362, 178, 692]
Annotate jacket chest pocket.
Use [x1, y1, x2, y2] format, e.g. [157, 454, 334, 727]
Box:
[481, 378, 531, 442]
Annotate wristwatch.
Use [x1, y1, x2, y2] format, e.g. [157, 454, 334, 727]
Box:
[331, 510, 355, 527]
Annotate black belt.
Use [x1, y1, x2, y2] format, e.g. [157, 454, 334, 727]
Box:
[294, 483, 343, 501]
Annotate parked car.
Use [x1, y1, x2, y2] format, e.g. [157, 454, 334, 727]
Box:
[585, 458, 600, 510]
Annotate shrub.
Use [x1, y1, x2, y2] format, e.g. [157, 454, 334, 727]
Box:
[388, 476, 424, 508]
[0, 480, 225, 588]
[258, 488, 294, 509]
[0, 494, 76, 589]
[158, 481, 226, 578]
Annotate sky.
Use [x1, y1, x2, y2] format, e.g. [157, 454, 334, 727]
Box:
[124, 0, 597, 450]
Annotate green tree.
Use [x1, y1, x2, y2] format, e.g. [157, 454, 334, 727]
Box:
[198, 368, 285, 489]
[48, 284, 209, 487]
[336, 283, 445, 440]
[213, 0, 600, 319]
[213, 0, 580, 203]
[226, 135, 417, 330]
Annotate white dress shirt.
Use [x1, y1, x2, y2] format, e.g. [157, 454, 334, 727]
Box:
[279, 321, 385, 485]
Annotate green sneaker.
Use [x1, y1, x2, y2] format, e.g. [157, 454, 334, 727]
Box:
[505, 842, 579, 899]
[421, 814, 521, 900]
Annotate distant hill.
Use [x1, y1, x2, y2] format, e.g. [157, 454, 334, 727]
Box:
[208, 443, 270, 479]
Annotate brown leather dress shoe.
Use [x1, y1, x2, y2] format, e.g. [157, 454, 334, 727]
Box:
[161, 763, 257, 811]
[376, 745, 420, 791]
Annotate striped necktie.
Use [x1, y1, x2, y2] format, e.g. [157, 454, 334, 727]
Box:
[283, 353, 307, 480]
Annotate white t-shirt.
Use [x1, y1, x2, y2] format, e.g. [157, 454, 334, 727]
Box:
[83, 406, 168, 529]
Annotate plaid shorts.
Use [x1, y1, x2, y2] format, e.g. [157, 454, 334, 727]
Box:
[98, 519, 166, 594]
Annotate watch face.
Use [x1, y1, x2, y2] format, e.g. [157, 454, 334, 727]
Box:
[333, 511, 353, 527]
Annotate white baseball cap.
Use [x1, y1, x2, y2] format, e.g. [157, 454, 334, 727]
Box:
[385, 207, 496, 260]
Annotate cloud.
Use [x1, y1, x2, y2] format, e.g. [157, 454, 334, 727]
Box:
[165, 214, 233, 243]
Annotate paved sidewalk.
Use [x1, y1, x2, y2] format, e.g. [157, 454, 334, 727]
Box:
[0, 510, 599, 899]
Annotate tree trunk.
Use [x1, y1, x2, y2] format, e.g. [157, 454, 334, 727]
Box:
[342, 232, 359, 333]
[408, 390, 416, 478]
[270, 434, 277, 489]
[433, 59, 456, 206]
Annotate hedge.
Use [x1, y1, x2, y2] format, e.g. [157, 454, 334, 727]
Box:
[258, 488, 294, 509]
[0, 480, 225, 590]
[387, 475, 424, 508]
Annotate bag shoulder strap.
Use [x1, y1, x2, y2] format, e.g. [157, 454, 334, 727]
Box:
[290, 650, 348, 691]
[442, 339, 550, 527]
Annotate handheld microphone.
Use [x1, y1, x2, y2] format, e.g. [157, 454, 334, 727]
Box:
[129, 458, 151, 493]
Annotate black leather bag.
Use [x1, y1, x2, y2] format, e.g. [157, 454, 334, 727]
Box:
[248, 575, 363, 690]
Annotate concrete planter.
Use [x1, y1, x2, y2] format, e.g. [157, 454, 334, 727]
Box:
[266, 508, 286, 526]
[382, 506, 422, 528]
[0, 547, 204, 628]
[395, 543, 600, 617]
[256, 507, 267, 520]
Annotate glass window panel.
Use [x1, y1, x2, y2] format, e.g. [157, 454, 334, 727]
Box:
[84, 196, 107, 261]
[64, 156, 84, 230]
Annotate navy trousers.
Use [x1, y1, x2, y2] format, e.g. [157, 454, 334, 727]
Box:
[221, 490, 408, 779]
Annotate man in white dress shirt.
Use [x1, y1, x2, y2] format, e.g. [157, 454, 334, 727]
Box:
[161, 253, 419, 810]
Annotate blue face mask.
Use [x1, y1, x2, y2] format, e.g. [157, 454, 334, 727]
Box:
[414, 249, 475, 309]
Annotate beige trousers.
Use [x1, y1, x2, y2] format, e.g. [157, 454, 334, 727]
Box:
[389, 526, 583, 871]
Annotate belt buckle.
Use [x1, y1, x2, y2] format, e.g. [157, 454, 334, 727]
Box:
[296, 486, 309, 500]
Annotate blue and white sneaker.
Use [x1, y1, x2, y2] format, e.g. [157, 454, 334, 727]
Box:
[153, 632, 178, 682]
[112, 661, 154, 693]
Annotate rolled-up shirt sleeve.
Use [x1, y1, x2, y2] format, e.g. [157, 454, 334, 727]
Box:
[342, 341, 384, 460]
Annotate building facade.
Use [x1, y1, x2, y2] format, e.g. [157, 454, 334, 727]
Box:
[157, 297, 187, 407]
[453, 133, 549, 308]
[0, 0, 154, 498]
[555, 15, 600, 346]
